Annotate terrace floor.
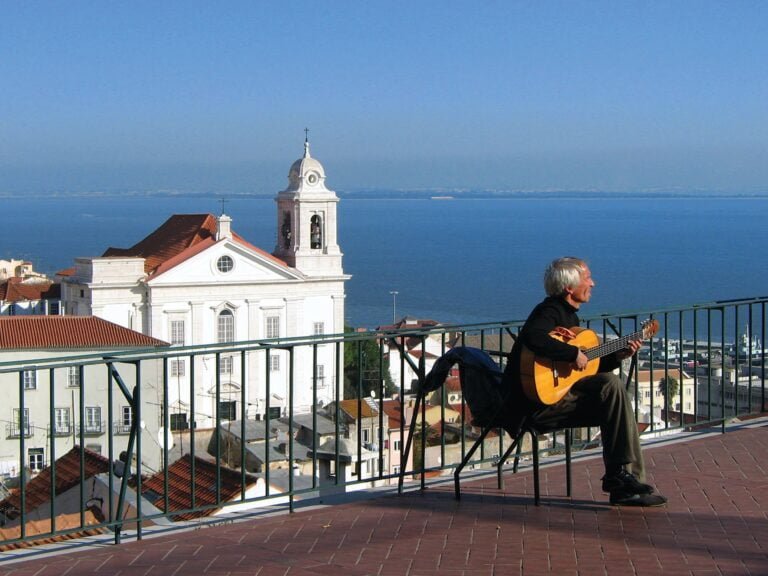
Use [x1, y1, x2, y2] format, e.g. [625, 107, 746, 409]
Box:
[1, 418, 767, 575]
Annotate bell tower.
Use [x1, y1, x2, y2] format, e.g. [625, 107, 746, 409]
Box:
[274, 133, 343, 277]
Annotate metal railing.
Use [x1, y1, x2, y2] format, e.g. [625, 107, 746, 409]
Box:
[0, 297, 766, 550]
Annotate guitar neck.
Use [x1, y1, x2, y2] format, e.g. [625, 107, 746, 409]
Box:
[584, 328, 645, 361]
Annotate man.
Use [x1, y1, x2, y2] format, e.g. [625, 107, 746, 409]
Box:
[503, 257, 667, 507]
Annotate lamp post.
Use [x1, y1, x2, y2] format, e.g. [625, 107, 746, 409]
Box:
[389, 290, 399, 324]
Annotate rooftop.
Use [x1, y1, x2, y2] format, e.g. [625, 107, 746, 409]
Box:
[2, 419, 766, 574]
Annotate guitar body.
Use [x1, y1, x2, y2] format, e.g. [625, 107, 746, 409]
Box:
[520, 327, 601, 405]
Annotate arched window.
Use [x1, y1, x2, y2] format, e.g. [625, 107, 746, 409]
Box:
[310, 214, 322, 249]
[281, 212, 292, 249]
[217, 309, 234, 343]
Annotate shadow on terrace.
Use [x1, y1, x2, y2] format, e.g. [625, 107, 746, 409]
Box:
[0, 297, 766, 553]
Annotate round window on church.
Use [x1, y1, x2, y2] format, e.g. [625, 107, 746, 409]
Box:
[216, 255, 234, 273]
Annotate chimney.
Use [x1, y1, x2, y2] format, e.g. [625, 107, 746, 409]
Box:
[217, 214, 233, 240]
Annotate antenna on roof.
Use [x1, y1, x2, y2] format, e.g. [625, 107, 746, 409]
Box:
[219, 197, 228, 215]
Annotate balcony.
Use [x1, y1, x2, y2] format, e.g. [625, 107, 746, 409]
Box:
[5, 422, 32, 439]
[0, 296, 766, 560]
[76, 421, 105, 436]
[47, 423, 72, 437]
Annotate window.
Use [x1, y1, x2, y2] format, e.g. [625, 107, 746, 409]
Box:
[269, 354, 280, 372]
[216, 255, 234, 273]
[13, 408, 30, 437]
[310, 214, 323, 249]
[54, 408, 71, 435]
[314, 364, 325, 387]
[28, 448, 45, 472]
[85, 406, 102, 433]
[362, 428, 370, 443]
[218, 401, 236, 421]
[170, 412, 189, 431]
[170, 358, 185, 377]
[393, 439, 402, 451]
[266, 316, 280, 339]
[86, 444, 102, 455]
[218, 310, 234, 343]
[49, 301, 60, 315]
[121, 406, 133, 428]
[23, 370, 37, 390]
[68, 366, 80, 387]
[313, 322, 325, 336]
[170, 320, 185, 346]
[219, 355, 233, 374]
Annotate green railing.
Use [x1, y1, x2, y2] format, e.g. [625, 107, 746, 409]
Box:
[0, 297, 766, 551]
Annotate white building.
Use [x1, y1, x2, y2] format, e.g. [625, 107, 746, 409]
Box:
[60, 139, 349, 423]
[0, 316, 168, 478]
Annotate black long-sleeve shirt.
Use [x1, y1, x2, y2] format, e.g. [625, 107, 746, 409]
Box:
[503, 296, 620, 413]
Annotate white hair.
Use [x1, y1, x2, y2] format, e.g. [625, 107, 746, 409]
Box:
[544, 257, 587, 297]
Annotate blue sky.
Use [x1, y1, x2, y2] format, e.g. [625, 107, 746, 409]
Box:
[2, 1, 767, 194]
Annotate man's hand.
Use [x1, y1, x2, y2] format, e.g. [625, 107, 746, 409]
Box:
[572, 350, 589, 370]
[616, 338, 642, 360]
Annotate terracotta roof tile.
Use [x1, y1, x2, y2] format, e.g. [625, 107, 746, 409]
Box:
[337, 399, 378, 420]
[102, 214, 290, 278]
[0, 509, 105, 551]
[0, 446, 110, 519]
[103, 214, 218, 274]
[141, 454, 259, 520]
[381, 400, 404, 429]
[0, 278, 58, 303]
[0, 316, 169, 349]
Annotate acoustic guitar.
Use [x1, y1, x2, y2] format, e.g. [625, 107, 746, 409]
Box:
[520, 319, 659, 405]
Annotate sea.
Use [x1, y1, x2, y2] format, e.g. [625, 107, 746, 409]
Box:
[3, 194, 768, 329]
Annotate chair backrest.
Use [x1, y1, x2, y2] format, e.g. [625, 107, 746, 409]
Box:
[423, 347, 509, 428]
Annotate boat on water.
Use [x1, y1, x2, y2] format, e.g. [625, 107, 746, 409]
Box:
[737, 325, 768, 357]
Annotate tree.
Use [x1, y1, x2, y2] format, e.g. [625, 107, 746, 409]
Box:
[343, 326, 396, 399]
[659, 375, 679, 405]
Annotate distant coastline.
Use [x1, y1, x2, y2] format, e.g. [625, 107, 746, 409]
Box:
[2, 188, 767, 200]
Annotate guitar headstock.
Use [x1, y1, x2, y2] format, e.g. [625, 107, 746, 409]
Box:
[642, 319, 660, 339]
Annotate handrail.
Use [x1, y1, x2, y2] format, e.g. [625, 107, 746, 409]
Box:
[0, 296, 766, 550]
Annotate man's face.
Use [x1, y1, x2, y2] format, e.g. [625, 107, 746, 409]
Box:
[565, 265, 594, 308]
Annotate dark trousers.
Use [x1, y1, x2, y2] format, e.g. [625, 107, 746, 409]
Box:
[529, 371, 645, 481]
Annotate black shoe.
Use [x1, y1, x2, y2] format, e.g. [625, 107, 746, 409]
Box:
[602, 469, 654, 495]
[610, 491, 668, 507]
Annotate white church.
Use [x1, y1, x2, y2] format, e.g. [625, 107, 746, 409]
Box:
[60, 138, 349, 426]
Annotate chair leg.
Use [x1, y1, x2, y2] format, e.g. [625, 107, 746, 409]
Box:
[497, 431, 524, 490]
[531, 430, 540, 506]
[565, 429, 572, 498]
[454, 426, 493, 500]
[513, 440, 523, 473]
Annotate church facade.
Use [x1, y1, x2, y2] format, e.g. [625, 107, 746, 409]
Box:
[60, 139, 349, 425]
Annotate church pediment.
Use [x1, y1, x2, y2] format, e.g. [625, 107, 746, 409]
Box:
[148, 240, 303, 285]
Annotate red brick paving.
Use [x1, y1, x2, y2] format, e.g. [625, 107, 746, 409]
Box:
[1, 421, 767, 575]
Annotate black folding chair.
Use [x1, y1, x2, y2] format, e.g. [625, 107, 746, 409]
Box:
[401, 346, 572, 505]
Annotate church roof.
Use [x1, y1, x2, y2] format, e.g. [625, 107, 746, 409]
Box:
[101, 213, 289, 278]
[103, 214, 218, 274]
